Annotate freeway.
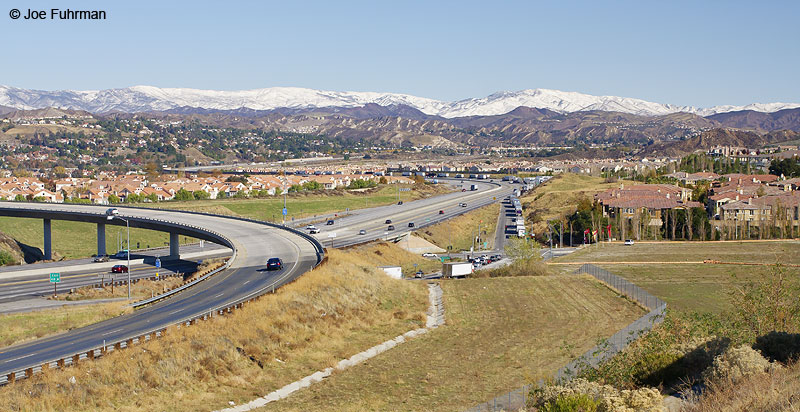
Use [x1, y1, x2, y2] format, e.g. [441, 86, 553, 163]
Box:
[0, 203, 323, 381]
[307, 179, 515, 247]
[0, 243, 231, 302]
[0, 179, 513, 382]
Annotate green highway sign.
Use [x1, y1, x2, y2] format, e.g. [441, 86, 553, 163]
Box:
[49, 273, 61, 283]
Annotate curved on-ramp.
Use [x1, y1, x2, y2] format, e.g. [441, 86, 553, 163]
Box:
[0, 202, 324, 382]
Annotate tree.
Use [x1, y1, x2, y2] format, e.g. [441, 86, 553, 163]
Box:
[108, 194, 120, 204]
[504, 237, 541, 262]
[174, 188, 193, 201]
[53, 166, 68, 178]
[731, 265, 800, 336]
[378, 176, 388, 185]
[193, 190, 210, 200]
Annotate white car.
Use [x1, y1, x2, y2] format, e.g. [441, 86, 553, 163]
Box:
[624, 239, 635, 246]
[305, 224, 316, 230]
[308, 226, 320, 234]
[421, 252, 438, 258]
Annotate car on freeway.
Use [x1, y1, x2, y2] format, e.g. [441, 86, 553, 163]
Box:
[408, 222, 415, 228]
[105, 207, 119, 216]
[358, 229, 367, 235]
[491, 254, 503, 261]
[385, 219, 392, 224]
[414, 270, 424, 278]
[326, 220, 335, 225]
[305, 224, 316, 230]
[111, 264, 128, 273]
[397, 201, 403, 205]
[308, 226, 320, 234]
[439, 210, 445, 214]
[266, 257, 283, 271]
[387, 225, 395, 231]
[114, 250, 129, 259]
[93, 254, 109, 262]
[422, 252, 437, 257]
[461, 188, 466, 192]
[459, 202, 467, 207]
[624, 239, 635, 246]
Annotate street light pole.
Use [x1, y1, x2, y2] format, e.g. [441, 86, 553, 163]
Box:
[109, 214, 131, 300]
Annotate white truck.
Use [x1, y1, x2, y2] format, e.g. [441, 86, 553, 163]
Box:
[443, 262, 473, 278]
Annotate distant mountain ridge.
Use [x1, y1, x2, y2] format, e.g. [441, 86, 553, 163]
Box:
[1, 85, 798, 118]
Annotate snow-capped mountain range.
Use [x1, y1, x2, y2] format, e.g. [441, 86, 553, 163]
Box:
[0, 85, 798, 118]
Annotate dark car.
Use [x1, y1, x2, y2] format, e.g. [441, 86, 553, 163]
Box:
[326, 220, 335, 225]
[93, 254, 109, 263]
[397, 201, 403, 205]
[439, 210, 445, 214]
[111, 264, 128, 273]
[385, 219, 392, 224]
[358, 229, 367, 235]
[387, 225, 395, 231]
[408, 222, 415, 228]
[266, 257, 283, 271]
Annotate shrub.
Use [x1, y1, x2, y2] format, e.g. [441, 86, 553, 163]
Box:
[702, 344, 780, 384]
[0, 250, 15, 266]
[530, 378, 662, 412]
[540, 393, 600, 412]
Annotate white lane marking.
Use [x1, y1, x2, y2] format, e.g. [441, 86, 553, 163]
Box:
[214, 293, 224, 298]
[102, 328, 123, 336]
[169, 308, 184, 315]
[242, 280, 250, 285]
[4, 352, 36, 363]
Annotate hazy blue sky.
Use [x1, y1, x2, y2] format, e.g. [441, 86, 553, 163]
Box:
[2, 0, 798, 107]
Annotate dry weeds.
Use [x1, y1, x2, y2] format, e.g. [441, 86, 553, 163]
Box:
[0, 244, 428, 412]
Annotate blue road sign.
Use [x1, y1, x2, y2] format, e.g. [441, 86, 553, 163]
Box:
[155, 258, 161, 268]
[282, 208, 288, 216]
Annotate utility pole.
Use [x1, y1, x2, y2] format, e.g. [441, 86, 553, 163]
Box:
[559, 221, 563, 248]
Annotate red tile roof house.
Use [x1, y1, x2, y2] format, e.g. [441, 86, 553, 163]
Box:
[719, 192, 800, 238]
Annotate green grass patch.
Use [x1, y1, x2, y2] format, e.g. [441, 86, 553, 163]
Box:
[0, 217, 190, 260]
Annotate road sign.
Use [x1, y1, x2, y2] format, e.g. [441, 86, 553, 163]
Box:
[282, 208, 288, 216]
[155, 258, 161, 268]
[50, 272, 60, 297]
[328, 233, 337, 238]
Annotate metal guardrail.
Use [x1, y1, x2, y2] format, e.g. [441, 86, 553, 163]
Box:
[465, 264, 667, 412]
[0, 202, 325, 385]
[0, 184, 510, 385]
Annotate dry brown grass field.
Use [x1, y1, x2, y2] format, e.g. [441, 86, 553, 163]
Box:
[0, 244, 429, 412]
[0, 302, 130, 348]
[551, 240, 800, 313]
[680, 362, 800, 412]
[415, 203, 500, 251]
[257, 275, 644, 412]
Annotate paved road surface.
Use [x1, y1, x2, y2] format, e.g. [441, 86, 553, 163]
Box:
[0, 203, 322, 381]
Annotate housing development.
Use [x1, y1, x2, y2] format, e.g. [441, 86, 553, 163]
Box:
[2, 2, 800, 411]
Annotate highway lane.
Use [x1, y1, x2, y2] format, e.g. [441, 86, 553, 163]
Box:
[0, 180, 511, 381]
[309, 180, 515, 247]
[0, 203, 322, 380]
[0, 253, 231, 302]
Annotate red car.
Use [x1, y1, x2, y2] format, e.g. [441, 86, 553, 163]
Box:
[112, 265, 128, 273]
[439, 210, 445, 214]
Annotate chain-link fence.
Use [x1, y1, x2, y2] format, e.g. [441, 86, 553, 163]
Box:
[464, 264, 666, 412]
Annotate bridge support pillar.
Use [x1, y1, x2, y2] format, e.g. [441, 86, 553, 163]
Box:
[169, 232, 180, 260]
[97, 223, 106, 257]
[43, 219, 52, 260]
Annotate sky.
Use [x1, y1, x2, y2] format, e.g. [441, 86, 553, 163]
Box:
[1, 0, 799, 108]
